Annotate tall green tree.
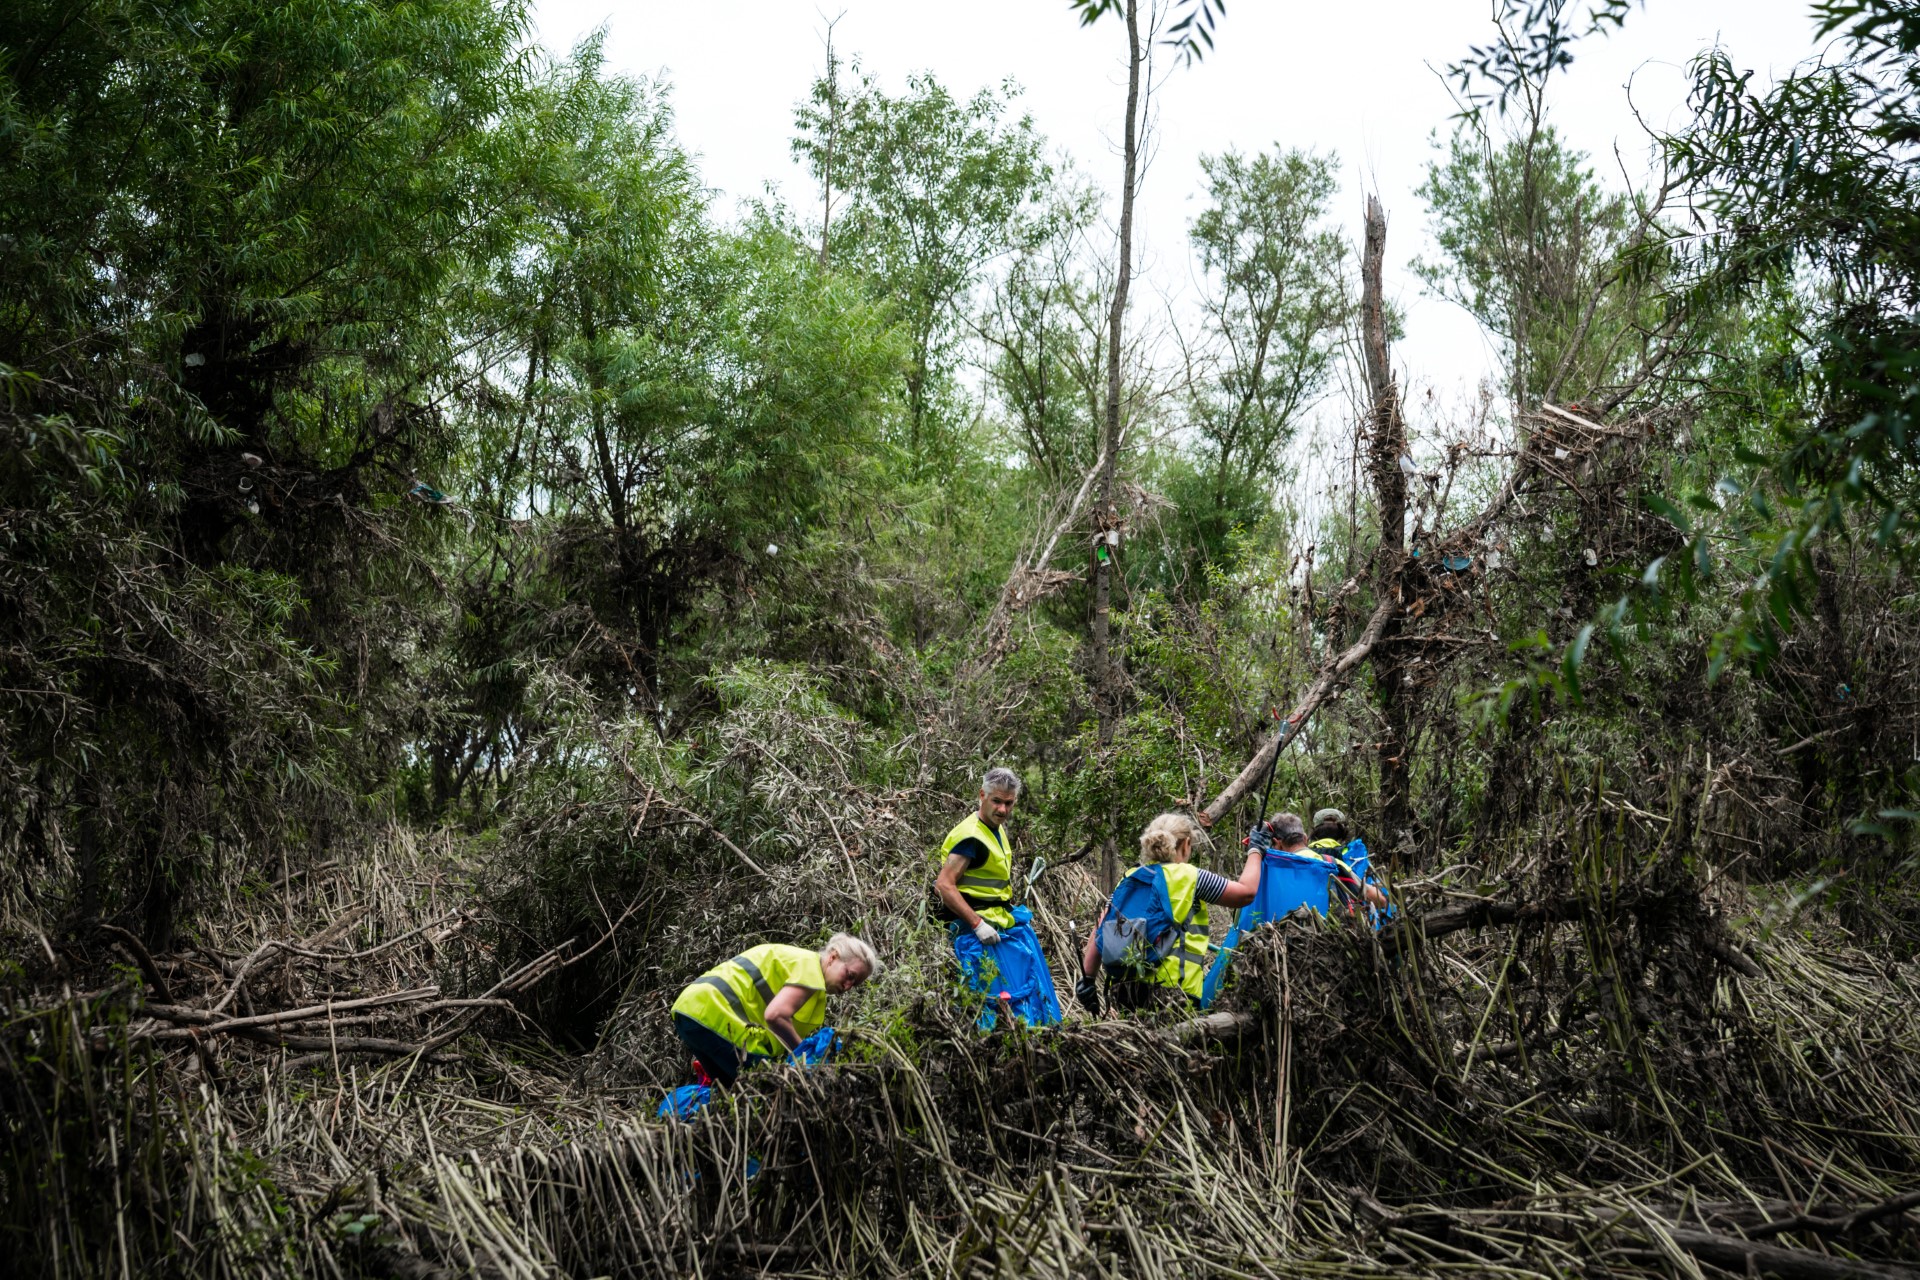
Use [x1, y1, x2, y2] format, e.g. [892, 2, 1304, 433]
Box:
[980, 179, 1108, 486]
[793, 68, 1050, 469]
[0, 0, 532, 939]
[1186, 147, 1347, 543]
[1415, 123, 1633, 407]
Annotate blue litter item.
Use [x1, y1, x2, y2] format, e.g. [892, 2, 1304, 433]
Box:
[656, 1028, 842, 1123]
[1344, 836, 1372, 881]
[786, 1026, 840, 1066]
[950, 905, 1063, 1030]
[657, 1084, 713, 1121]
[1441, 554, 1472, 572]
[1201, 840, 1395, 1006]
[1344, 837, 1396, 924]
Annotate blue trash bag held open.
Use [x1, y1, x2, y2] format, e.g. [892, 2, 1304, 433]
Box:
[655, 1027, 843, 1121]
[950, 904, 1063, 1030]
[1200, 848, 1336, 1007]
[1201, 841, 1397, 1005]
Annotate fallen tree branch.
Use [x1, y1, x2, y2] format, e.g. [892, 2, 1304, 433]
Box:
[1378, 895, 1590, 960]
[1199, 594, 1397, 827]
[659, 803, 772, 879]
[974, 443, 1111, 670]
[1165, 1011, 1252, 1045]
[1352, 1190, 1920, 1280]
[135, 988, 441, 1038]
[96, 923, 174, 1003]
[1702, 929, 1765, 979]
[1747, 1190, 1920, 1241]
[1653, 1225, 1919, 1280]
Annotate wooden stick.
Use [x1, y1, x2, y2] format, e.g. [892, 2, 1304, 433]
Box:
[1748, 1189, 1920, 1241]
[96, 923, 173, 1003]
[1198, 594, 1397, 827]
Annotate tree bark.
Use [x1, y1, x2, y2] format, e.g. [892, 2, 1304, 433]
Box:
[1361, 196, 1413, 866]
[1090, 0, 1141, 892]
[1199, 594, 1396, 828]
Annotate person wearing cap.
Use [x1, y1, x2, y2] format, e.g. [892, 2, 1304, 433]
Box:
[1306, 807, 1388, 910]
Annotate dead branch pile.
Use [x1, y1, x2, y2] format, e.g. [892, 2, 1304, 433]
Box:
[6, 797, 1919, 1280]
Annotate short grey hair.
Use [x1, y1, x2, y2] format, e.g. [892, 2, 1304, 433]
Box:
[1268, 812, 1307, 844]
[823, 933, 882, 979]
[981, 766, 1023, 797]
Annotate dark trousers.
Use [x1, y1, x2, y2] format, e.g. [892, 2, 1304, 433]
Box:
[673, 1013, 768, 1086]
[1107, 978, 1199, 1013]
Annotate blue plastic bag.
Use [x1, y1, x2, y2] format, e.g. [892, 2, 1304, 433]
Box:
[1201, 843, 1393, 1006]
[950, 904, 1063, 1030]
[657, 1083, 713, 1121]
[786, 1026, 840, 1066]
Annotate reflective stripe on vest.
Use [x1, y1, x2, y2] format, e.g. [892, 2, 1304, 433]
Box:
[670, 943, 827, 1055]
[938, 813, 1016, 928]
[1152, 862, 1210, 1000]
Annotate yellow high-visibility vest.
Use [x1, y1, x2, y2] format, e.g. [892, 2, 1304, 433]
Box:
[1149, 861, 1211, 1000]
[1308, 837, 1347, 861]
[671, 943, 826, 1056]
[936, 813, 1016, 930]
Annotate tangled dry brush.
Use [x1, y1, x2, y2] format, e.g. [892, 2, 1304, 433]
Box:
[6, 756, 1920, 1280]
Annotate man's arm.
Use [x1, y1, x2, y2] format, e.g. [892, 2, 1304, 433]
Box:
[762, 983, 814, 1052]
[934, 852, 982, 929]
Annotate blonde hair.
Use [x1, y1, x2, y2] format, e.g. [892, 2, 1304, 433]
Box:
[823, 933, 882, 979]
[1139, 813, 1207, 865]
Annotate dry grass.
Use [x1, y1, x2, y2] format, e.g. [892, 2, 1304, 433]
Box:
[4, 784, 1919, 1279]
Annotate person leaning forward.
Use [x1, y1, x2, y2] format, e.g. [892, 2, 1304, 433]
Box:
[932, 766, 1062, 1027]
[1077, 812, 1264, 1013]
[670, 935, 879, 1086]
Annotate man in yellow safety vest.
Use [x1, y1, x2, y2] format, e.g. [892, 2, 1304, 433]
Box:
[932, 766, 1061, 1026]
[1304, 807, 1388, 912]
[670, 934, 880, 1085]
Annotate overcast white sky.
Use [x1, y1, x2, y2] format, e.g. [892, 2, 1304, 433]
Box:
[530, 0, 1824, 438]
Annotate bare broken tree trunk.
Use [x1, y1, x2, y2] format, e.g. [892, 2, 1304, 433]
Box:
[1089, 0, 1142, 892]
[1360, 196, 1414, 866]
[972, 444, 1110, 672]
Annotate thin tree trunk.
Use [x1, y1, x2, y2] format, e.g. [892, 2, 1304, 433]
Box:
[1091, 0, 1142, 892]
[1360, 196, 1413, 866]
[816, 19, 841, 267]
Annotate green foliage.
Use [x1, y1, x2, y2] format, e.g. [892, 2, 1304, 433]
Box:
[1186, 147, 1348, 552]
[1654, 2, 1920, 671]
[1416, 124, 1634, 405]
[1071, 0, 1227, 65]
[793, 67, 1050, 470]
[981, 176, 1107, 486]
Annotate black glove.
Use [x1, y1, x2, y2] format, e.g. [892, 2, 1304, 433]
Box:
[1074, 974, 1101, 1015]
